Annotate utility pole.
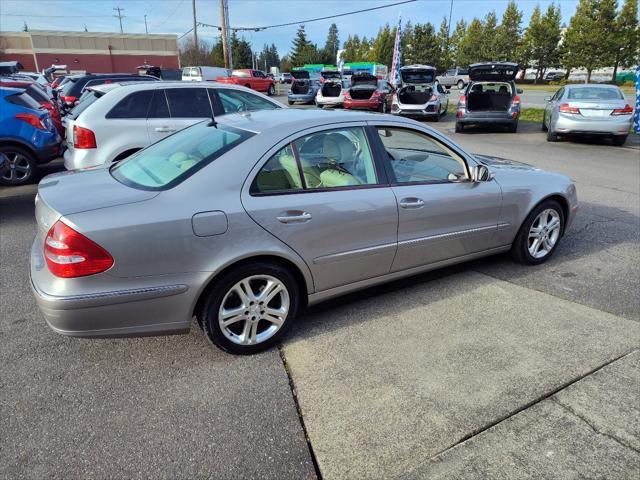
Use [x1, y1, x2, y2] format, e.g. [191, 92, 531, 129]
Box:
[113, 7, 125, 33]
[220, 0, 232, 69]
[144, 15, 148, 34]
[192, 0, 198, 49]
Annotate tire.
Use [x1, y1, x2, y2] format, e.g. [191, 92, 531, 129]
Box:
[267, 84, 275, 96]
[510, 199, 565, 265]
[541, 117, 548, 131]
[288, 100, 294, 106]
[546, 128, 559, 142]
[0, 145, 37, 186]
[611, 135, 627, 146]
[455, 122, 464, 133]
[199, 261, 300, 355]
[457, 80, 465, 90]
[316, 103, 323, 108]
[508, 121, 518, 133]
[379, 101, 387, 114]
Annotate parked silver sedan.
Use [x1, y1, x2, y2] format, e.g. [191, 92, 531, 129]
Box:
[31, 109, 578, 354]
[543, 84, 633, 145]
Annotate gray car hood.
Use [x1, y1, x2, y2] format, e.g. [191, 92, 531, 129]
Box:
[474, 154, 539, 172]
[38, 166, 159, 216]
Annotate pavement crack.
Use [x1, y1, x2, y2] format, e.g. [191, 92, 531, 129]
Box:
[426, 348, 639, 462]
[550, 397, 640, 454]
[278, 346, 323, 480]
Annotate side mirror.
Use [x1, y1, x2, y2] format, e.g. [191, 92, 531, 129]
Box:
[517, 88, 523, 94]
[472, 164, 493, 182]
[544, 96, 552, 102]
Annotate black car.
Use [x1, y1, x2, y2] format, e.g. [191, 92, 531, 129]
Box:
[455, 62, 522, 133]
[544, 71, 565, 82]
[57, 73, 158, 110]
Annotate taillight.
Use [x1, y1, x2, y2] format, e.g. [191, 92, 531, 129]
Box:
[15, 113, 46, 130]
[73, 125, 97, 149]
[559, 103, 580, 114]
[344, 91, 351, 99]
[611, 104, 633, 115]
[459, 95, 466, 106]
[44, 220, 113, 278]
[61, 95, 77, 104]
[512, 95, 520, 106]
[371, 90, 381, 97]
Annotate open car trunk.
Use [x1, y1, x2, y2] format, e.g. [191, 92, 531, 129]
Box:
[321, 82, 342, 97]
[468, 62, 518, 82]
[291, 70, 311, 94]
[349, 73, 377, 100]
[398, 85, 433, 105]
[467, 84, 512, 112]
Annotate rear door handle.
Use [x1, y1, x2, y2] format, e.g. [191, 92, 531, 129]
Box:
[277, 211, 312, 224]
[399, 198, 425, 209]
[154, 126, 176, 133]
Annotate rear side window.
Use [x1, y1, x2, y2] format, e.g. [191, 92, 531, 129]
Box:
[68, 91, 102, 119]
[148, 89, 170, 118]
[215, 89, 279, 114]
[166, 88, 212, 118]
[106, 90, 154, 119]
[111, 123, 254, 190]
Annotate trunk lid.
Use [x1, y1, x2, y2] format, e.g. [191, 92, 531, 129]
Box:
[321, 71, 341, 82]
[468, 62, 518, 82]
[290, 70, 310, 80]
[400, 67, 436, 85]
[351, 73, 378, 87]
[37, 167, 158, 217]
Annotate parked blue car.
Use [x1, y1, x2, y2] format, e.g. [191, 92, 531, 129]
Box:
[287, 70, 322, 105]
[0, 87, 61, 185]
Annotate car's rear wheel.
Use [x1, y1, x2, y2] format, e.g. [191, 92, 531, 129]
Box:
[457, 80, 465, 89]
[267, 84, 275, 96]
[541, 116, 548, 131]
[455, 122, 464, 133]
[510, 200, 564, 265]
[288, 100, 294, 106]
[0, 145, 37, 186]
[508, 121, 518, 133]
[200, 262, 299, 354]
[546, 128, 559, 142]
[611, 135, 627, 146]
[379, 101, 387, 114]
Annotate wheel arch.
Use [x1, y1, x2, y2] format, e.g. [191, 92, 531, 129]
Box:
[522, 193, 570, 236]
[0, 138, 38, 159]
[192, 254, 311, 320]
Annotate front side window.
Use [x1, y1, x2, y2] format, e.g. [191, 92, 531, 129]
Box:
[376, 128, 468, 183]
[106, 90, 154, 119]
[216, 89, 279, 114]
[111, 123, 253, 190]
[166, 88, 212, 118]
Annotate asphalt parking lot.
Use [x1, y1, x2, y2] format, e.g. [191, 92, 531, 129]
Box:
[1, 110, 638, 479]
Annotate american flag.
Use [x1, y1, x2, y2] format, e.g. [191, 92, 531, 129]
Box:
[390, 15, 402, 87]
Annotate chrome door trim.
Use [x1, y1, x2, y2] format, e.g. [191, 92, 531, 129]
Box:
[313, 242, 397, 265]
[398, 223, 510, 248]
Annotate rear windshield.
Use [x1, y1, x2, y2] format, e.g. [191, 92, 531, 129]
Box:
[111, 122, 254, 190]
[567, 87, 623, 100]
[5, 91, 42, 110]
[402, 70, 435, 84]
[232, 70, 250, 78]
[68, 91, 103, 119]
[321, 71, 341, 80]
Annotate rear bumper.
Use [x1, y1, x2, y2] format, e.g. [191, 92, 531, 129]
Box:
[34, 139, 62, 165]
[316, 95, 344, 106]
[288, 93, 315, 103]
[64, 147, 103, 170]
[457, 111, 518, 125]
[554, 114, 632, 136]
[343, 99, 380, 110]
[30, 238, 201, 337]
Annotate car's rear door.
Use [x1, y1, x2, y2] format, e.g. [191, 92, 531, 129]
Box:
[369, 122, 503, 272]
[241, 123, 398, 292]
[147, 87, 214, 143]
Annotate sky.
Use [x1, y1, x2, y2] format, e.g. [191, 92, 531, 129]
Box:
[1, 0, 582, 55]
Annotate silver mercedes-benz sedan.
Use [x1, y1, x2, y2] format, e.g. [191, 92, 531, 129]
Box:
[31, 109, 578, 354]
[543, 84, 633, 145]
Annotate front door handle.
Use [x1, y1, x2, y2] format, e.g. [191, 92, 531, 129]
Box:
[399, 198, 425, 209]
[154, 126, 176, 133]
[277, 211, 312, 224]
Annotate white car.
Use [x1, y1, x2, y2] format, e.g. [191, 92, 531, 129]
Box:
[63, 81, 285, 170]
[315, 79, 349, 108]
[182, 66, 230, 81]
[391, 65, 449, 120]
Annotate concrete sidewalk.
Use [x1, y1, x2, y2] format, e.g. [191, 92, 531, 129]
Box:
[283, 271, 639, 479]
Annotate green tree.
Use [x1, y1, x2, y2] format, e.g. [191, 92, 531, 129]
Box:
[481, 11, 499, 60]
[612, 0, 638, 81]
[401, 20, 415, 65]
[359, 37, 372, 61]
[456, 18, 484, 66]
[436, 17, 453, 71]
[450, 19, 467, 66]
[563, 0, 617, 82]
[412, 22, 439, 66]
[370, 24, 396, 66]
[290, 24, 319, 66]
[321, 23, 340, 65]
[495, 1, 523, 62]
[280, 55, 292, 72]
[257, 43, 280, 71]
[341, 34, 361, 62]
[231, 32, 253, 69]
[522, 3, 562, 82]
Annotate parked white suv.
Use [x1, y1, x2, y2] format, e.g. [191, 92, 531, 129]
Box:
[63, 82, 284, 170]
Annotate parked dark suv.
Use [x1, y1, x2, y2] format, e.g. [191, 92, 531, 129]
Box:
[455, 62, 522, 133]
[58, 73, 158, 110]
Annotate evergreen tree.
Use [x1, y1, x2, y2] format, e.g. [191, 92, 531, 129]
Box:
[359, 37, 372, 62]
[341, 34, 361, 63]
[231, 32, 253, 69]
[563, 0, 617, 82]
[211, 40, 224, 66]
[456, 18, 484, 66]
[290, 24, 319, 66]
[522, 3, 562, 82]
[257, 43, 280, 71]
[321, 23, 340, 65]
[280, 55, 293, 72]
[370, 24, 397, 66]
[481, 11, 498, 61]
[436, 17, 453, 71]
[612, 0, 638, 81]
[412, 22, 439, 66]
[450, 19, 467, 67]
[495, 1, 523, 62]
[401, 20, 415, 65]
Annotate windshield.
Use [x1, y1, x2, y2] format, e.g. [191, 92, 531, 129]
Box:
[401, 70, 435, 84]
[111, 122, 254, 190]
[567, 87, 624, 100]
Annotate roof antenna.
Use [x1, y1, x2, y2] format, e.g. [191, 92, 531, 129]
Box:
[207, 116, 218, 128]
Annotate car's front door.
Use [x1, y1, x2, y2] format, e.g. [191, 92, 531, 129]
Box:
[242, 124, 398, 292]
[370, 124, 503, 272]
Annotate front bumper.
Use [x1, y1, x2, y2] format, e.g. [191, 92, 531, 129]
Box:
[553, 114, 632, 136]
[30, 238, 202, 337]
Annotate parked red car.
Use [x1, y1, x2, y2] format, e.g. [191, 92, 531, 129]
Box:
[342, 73, 395, 113]
[0, 79, 63, 136]
[215, 69, 276, 96]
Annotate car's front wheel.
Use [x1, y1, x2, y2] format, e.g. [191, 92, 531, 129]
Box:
[0, 145, 37, 186]
[267, 84, 275, 96]
[200, 262, 300, 354]
[511, 200, 565, 265]
[457, 80, 465, 89]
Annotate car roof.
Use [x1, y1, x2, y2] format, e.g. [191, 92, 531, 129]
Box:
[566, 83, 621, 89]
[401, 64, 436, 70]
[103, 81, 266, 93]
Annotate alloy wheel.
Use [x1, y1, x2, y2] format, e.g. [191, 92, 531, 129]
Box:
[218, 275, 290, 346]
[528, 209, 561, 259]
[1, 152, 32, 183]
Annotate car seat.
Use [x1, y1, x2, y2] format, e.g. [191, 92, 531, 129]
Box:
[321, 134, 361, 187]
